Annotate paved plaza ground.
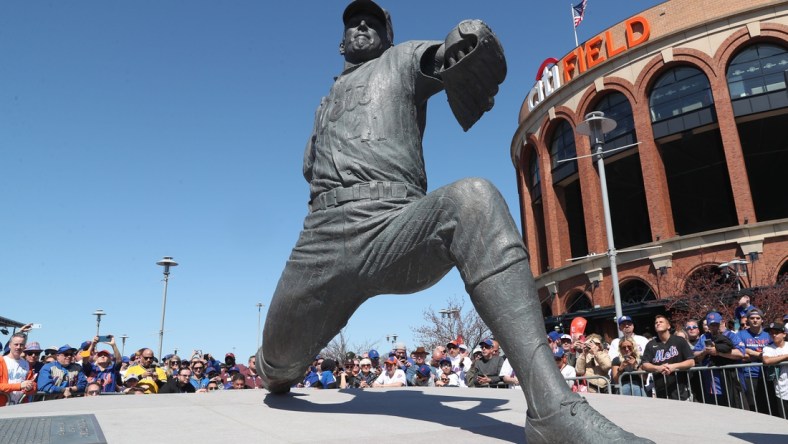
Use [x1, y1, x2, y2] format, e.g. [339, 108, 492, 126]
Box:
[0, 387, 786, 443]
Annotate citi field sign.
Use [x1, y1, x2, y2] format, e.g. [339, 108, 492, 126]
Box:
[527, 16, 651, 112]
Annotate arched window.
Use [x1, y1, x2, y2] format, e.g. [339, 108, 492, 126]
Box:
[619, 280, 657, 304]
[593, 92, 636, 154]
[777, 261, 788, 284]
[565, 291, 593, 313]
[549, 120, 577, 183]
[649, 66, 715, 139]
[650, 66, 713, 122]
[528, 151, 541, 201]
[727, 43, 788, 101]
[727, 43, 788, 221]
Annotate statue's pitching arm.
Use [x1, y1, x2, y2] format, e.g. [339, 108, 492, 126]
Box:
[437, 20, 507, 131]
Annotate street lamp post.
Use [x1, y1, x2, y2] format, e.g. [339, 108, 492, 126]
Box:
[576, 111, 624, 336]
[92, 309, 106, 337]
[156, 256, 178, 360]
[256, 302, 264, 350]
[119, 334, 129, 355]
[439, 308, 460, 319]
[719, 258, 749, 291]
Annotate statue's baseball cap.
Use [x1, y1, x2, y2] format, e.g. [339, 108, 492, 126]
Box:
[342, 0, 394, 44]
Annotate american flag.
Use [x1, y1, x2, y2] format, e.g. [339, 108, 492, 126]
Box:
[573, 0, 588, 28]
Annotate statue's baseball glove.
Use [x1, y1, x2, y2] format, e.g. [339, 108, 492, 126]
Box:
[440, 20, 507, 131]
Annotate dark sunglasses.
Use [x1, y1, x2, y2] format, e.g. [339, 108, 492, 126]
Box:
[62, 352, 76, 357]
[685, 326, 699, 330]
[141, 356, 154, 360]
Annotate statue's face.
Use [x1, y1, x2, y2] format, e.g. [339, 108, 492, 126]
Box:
[341, 12, 389, 64]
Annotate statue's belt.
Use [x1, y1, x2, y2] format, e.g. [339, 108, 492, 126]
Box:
[309, 181, 420, 212]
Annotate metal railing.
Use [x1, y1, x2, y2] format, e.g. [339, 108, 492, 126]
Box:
[564, 375, 613, 394]
[582, 362, 787, 419]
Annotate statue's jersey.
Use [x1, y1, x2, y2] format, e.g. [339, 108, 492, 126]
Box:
[304, 41, 443, 201]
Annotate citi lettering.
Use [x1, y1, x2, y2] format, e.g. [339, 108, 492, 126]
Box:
[527, 16, 651, 112]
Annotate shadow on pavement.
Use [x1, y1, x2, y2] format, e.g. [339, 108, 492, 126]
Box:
[728, 432, 788, 444]
[264, 389, 524, 443]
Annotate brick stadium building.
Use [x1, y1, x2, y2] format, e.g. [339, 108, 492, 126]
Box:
[511, 0, 788, 339]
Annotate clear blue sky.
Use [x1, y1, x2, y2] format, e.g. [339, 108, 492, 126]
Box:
[1, 1, 663, 359]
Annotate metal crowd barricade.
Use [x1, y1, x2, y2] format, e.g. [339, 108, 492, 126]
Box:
[587, 362, 787, 420]
[563, 375, 612, 394]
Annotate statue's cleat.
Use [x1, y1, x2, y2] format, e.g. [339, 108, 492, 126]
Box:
[525, 396, 655, 444]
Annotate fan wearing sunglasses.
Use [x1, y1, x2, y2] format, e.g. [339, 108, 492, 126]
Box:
[37, 344, 87, 399]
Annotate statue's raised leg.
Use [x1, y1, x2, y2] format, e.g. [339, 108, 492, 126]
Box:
[468, 261, 654, 443]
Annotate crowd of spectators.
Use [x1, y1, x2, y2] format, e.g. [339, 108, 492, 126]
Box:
[0, 329, 263, 405]
[545, 306, 788, 419]
[1, 301, 786, 420]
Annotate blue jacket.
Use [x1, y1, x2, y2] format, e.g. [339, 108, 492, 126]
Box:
[37, 361, 87, 396]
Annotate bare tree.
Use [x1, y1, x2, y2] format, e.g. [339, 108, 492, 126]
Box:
[321, 329, 377, 362]
[747, 268, 788, 324]
[663, 263, 788, 328]
[664, 265, 738, 327]
[411, 297, 491, 351]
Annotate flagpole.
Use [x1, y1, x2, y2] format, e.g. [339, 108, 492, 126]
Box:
[571, 3, 578, 47]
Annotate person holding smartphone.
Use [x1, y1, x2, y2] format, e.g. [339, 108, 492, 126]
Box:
[611, 338, 644, 397]
[693, 311, 746, 407]
[574, 334, 611, 393]
[83, 335, 122, 393]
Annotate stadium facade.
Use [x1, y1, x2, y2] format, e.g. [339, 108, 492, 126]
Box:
[511, 0, 788, 336]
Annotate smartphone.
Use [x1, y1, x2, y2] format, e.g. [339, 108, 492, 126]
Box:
[97, 335, 112, 342]
[30, 324, 42, 329]
[704, 339, 713, 347]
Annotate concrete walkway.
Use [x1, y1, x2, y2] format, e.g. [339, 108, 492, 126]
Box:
[0, 388, 785, 443]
